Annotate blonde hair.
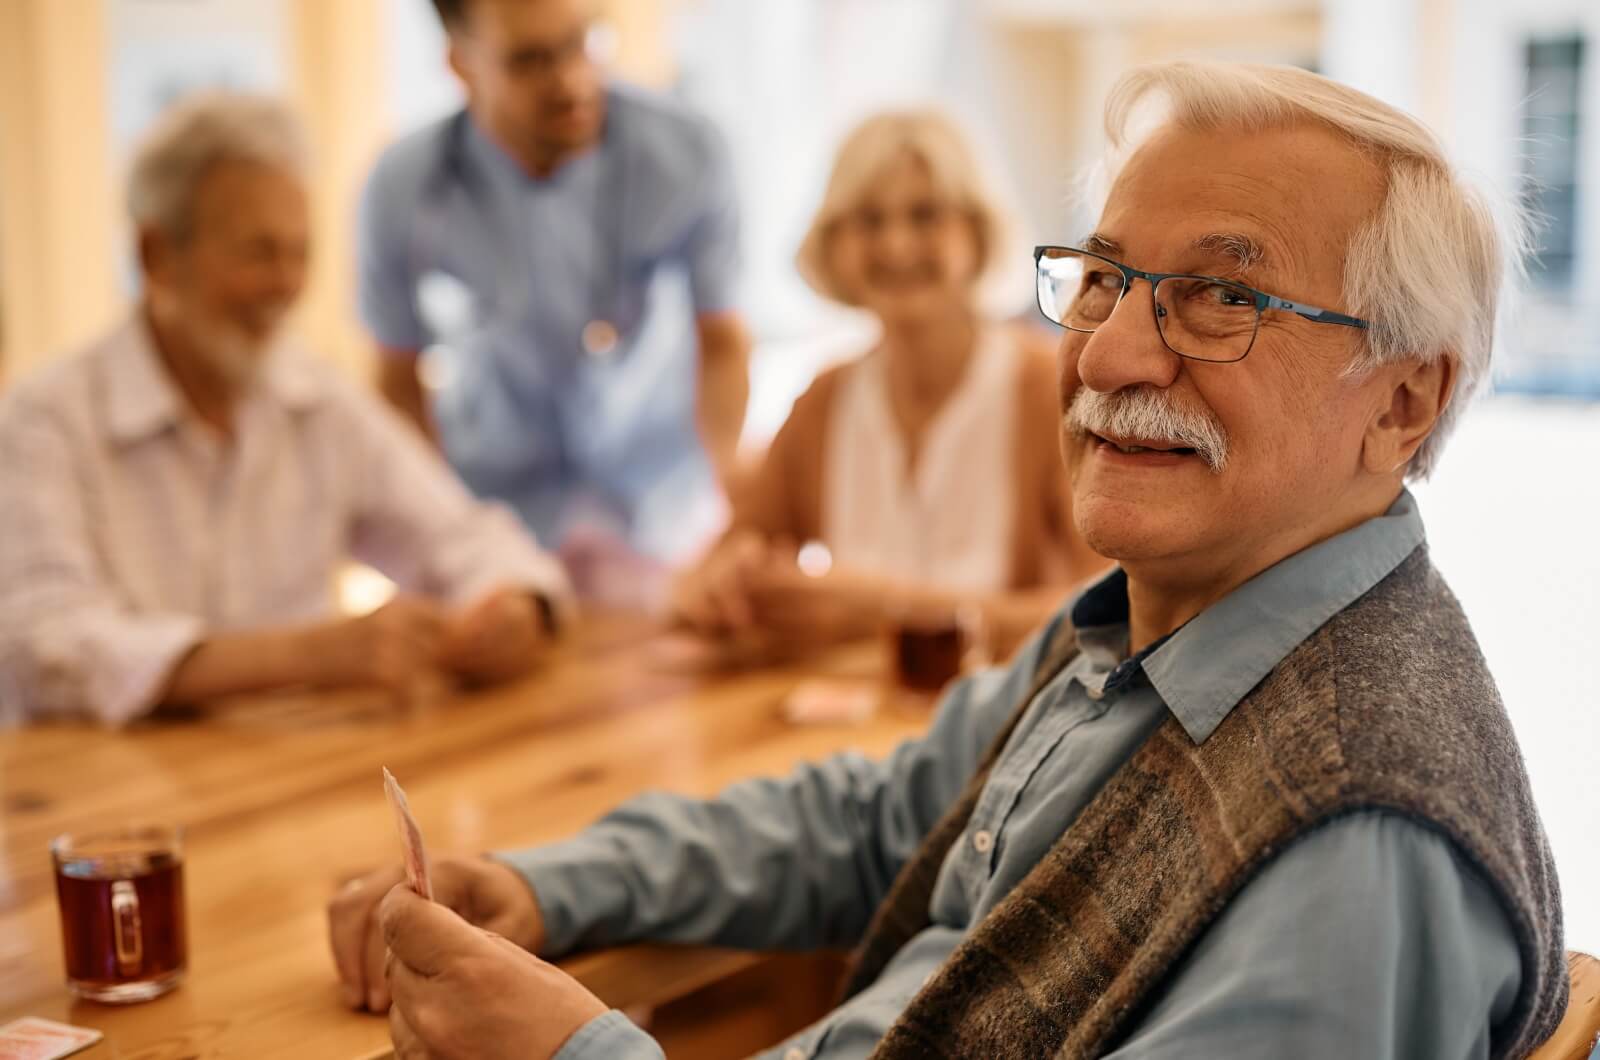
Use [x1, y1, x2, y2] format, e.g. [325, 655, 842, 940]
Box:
[796, 109, 1014, 308]
[1098, 61, 1525, 479]
[128, 92, 308, 241]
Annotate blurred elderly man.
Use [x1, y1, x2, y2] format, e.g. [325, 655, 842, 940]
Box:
[331, 63, 1567, 1059]
[0, 94, 570, 728]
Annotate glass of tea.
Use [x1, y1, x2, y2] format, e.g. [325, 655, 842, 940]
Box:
[890, 602, 987, 696]
[51, 825, 187, 1003]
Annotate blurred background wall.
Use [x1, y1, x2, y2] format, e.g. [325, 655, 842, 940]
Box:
[5, 0, 1597, 395]
[1, 0, 1595, 948]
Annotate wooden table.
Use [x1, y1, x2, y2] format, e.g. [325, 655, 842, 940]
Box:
[0, 619, 927, 1058]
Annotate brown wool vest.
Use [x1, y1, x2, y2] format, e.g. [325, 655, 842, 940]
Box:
[844, 546, 1567, 1059]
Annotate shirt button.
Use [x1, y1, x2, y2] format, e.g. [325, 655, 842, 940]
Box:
[1085, 684, 1105, 701]
[972, 829, 994, 854]
[785, 1049, 807, 1060]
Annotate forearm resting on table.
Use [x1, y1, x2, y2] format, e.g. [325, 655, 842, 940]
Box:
[694, 314, 751, 481]
[376, 348, 437, 444]
[160, 621, 350, 705]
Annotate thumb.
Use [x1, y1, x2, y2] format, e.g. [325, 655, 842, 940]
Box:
[379, 883, 484, 976]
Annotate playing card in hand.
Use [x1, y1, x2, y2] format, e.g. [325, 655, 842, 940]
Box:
[382, 767, 433, 901]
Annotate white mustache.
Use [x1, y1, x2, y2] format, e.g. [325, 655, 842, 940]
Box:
[1067, 386, 1231, 473]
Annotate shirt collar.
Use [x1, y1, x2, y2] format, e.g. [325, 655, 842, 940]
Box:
[104, 314, 327, 446]
[1069, 493, 1426, 744]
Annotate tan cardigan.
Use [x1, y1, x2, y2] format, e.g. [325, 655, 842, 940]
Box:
[729, 324, 1100, 594]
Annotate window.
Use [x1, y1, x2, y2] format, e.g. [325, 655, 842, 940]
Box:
[1521, 36, 1585, 295]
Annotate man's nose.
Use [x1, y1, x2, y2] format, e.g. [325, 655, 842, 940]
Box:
[1073, 279, 1182, 394]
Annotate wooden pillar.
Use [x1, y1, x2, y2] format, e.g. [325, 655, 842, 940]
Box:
[290, 0, 389, 377]
[0, 0, 121, 383]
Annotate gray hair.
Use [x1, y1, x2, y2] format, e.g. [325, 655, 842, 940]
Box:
[127, 92, 309, 241]
[1097, 61, 1528, 479]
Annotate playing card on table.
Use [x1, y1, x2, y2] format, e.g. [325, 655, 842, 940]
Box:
[0, 1018, 103, 1060]
[382, 767, 433, 901]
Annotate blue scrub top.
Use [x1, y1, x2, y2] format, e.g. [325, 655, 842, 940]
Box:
[357, 85, 741, 554]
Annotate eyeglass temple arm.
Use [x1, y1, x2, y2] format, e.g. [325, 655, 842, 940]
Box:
[1265, 295, 1370, 329]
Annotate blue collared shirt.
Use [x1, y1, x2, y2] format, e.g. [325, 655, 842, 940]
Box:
[358, 86, 740, 553]
[508, 492, 1522, 1058]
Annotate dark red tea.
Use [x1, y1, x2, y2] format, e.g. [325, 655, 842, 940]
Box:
[53, 833, 187, 1002]
[894, 622, 966, 693]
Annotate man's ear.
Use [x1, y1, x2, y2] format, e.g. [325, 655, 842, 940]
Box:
[447, 37, 470, 89]
[1361, 354, 1457, 475]
[138, 227, 176, 292]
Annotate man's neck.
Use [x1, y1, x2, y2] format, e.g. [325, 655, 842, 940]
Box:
[1122, 488, 1402, 654]
[141, 303, 237, 438]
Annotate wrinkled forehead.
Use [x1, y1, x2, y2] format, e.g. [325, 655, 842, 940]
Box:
[1093, 123, 1385, 287]
[187, 160, 309, 240]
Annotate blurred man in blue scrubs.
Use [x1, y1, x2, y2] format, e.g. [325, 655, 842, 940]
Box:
[359, 0, 750, 566]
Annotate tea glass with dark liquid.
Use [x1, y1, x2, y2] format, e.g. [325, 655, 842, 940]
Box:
[890, 604, 987, 697]
[51, 825, 187, 1003]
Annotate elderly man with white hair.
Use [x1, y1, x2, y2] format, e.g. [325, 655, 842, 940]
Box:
[0, 94, 571, 728]
[329, 62, 1568, 1059]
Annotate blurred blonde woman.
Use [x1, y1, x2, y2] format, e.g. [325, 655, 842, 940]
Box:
[672, 109, 1109, 650]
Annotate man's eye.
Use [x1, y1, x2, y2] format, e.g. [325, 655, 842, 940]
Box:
[1192, 282, 1251, 306]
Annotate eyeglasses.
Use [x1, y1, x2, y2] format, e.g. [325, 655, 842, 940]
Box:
[1033, 245, 1369, 364]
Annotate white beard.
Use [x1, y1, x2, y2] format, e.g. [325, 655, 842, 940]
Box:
[148, 288, 279, 394]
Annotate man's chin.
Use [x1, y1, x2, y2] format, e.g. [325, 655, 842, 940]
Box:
[202, 332, 272, 390]
[1072, 493, 1198, 565]
[541, 106, 603, 151]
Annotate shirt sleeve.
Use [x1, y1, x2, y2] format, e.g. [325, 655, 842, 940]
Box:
[1103, 811, 1524, 1060]
[336, 377, 573, 618]
[681, 123, 741, 316]
[551, 1010, 664, 1060]
[0, 397, 204, 727]
[356, 154, 429, 353]
[496, 617, 1063, 956]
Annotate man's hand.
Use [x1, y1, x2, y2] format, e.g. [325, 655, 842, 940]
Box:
[381, 885, 607, 1060]
[318, 595, 450, 701]
[328, 855, 545, 1013]
[441, 587, 549, 684]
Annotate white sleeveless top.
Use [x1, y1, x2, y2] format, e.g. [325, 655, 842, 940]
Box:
[821, 328, 1020, 593]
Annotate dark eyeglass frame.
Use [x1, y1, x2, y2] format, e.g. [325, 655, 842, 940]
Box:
[1033, 244, 1370, 364]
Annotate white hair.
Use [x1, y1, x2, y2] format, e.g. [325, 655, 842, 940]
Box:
[127, 92, 308, 241]
[1096, 61, 1528, 479]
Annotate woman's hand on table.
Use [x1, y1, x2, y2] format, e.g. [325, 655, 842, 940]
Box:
[668, 530, 771, 634]
[741, 565, 890, 644]
[327, 855, 545, 1013]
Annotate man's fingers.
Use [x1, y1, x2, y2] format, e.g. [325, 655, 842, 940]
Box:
[379, 883, 484, 978]
[327, 868, 400, 1010]
[365, 894, 394, 1010]
[389, 999, 430, 1060]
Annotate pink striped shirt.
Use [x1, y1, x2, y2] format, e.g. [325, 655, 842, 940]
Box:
[0, 318, 571, 727]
